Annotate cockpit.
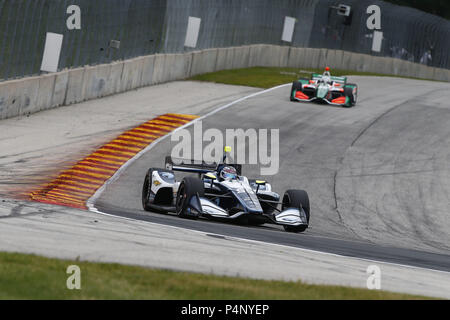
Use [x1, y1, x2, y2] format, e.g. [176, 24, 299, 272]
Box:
[219, 166, 238, 181]
[318, 67, 332, 85]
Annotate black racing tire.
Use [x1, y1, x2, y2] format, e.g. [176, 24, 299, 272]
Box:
[290, 81, 303, 101]
[142, 168, 156, 211]
[175, 176, 205, 218]
[348, 83, 358, 105]
[142, 168, 171, 213]
[282, 189, 310, 233]
[344, 84, 358, 107]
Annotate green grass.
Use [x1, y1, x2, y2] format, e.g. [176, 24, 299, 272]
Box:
[189, 67, 439, 89]
[0, 251, 432, 299]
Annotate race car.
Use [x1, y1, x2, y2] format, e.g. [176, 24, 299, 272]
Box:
[141, 147, 310, 232]
[290, 67, 358, 107]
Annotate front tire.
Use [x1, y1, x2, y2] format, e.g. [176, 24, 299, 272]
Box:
[343, 84, 358, 107]
[290, 81, 303, 101]
[282, 189, 310, 233]
[175, 176, 204, 218]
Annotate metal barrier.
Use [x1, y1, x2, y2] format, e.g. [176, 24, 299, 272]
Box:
[0, 0, 166, 81]
[309, 0, 450, 69]
[0, 0, 448, 81]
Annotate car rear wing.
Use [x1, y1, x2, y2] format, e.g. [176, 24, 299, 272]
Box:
[165, 156, 242, 175]
[311, 73, 347, 84]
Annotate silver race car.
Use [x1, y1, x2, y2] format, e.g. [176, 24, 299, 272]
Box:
[141, 147, 310, 232]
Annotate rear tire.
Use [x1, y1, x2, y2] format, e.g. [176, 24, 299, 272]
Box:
[282, 189, 310, 233]
[175, 176, 204, 218]
[142, 169, 154, 211]
[141, 168, 170, 213]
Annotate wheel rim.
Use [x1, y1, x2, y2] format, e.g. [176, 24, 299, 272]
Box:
[282, 193, 291, 211]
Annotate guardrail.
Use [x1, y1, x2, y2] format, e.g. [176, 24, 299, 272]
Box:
[1, 44, 449, 120]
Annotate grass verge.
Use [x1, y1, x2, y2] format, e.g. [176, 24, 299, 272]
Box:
[0, 251, 431, 299]
[189, 67, 439, 88]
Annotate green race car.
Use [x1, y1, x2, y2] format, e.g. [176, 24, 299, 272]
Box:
[290, 67, 358, 107]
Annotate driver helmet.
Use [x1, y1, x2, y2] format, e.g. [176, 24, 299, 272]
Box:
[322, 67, 331, 84]
[220, 166, 237, 180]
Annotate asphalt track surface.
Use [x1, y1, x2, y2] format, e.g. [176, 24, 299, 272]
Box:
[95, 77, 450, 272]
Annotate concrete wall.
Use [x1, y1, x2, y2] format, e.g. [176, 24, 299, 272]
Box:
[1, 45, 449, 120]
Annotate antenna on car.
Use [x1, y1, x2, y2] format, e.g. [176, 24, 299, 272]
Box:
[223, 146, 231, 164]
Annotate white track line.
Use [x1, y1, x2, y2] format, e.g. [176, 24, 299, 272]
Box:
[87, 83, 450, 275]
